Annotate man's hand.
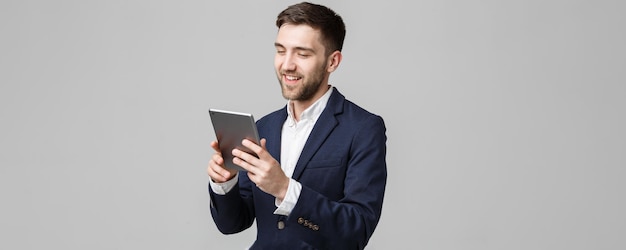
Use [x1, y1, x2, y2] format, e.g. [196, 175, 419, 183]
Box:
[207, 140, 238, 183]
[232, 138, 289, 200]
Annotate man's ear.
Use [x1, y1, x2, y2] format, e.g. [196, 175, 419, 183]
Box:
[327, 51, 342, 73]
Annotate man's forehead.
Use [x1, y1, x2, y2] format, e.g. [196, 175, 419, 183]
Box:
[275, 24, 323, 48]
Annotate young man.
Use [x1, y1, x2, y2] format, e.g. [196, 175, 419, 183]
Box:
[207, 2, 387, 249]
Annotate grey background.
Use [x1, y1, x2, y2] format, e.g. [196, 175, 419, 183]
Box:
[1, 0, 624, 249]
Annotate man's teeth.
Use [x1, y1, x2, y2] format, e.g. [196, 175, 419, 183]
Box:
[286, 75, 301, 80]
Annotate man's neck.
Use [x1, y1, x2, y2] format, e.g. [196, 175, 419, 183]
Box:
[290, 85, 331, 121]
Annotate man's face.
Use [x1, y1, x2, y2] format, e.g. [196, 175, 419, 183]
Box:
[274, 24, 330, 102]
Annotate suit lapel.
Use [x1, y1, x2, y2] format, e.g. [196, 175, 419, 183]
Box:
[265, 108, 287, 162]
[291, 88, 344, 180]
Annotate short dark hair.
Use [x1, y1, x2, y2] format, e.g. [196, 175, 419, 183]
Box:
[276, 2, 346, 55]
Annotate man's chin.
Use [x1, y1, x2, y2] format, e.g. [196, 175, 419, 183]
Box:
[281, 82, 298, 91]
[281, 91, 298, 100]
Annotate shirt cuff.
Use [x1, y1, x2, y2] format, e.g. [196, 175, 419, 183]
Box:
[273, 178, 302, 216]
[209, 172, 239, 195]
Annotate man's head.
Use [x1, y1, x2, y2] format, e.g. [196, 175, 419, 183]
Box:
[274, 2, 345, 103]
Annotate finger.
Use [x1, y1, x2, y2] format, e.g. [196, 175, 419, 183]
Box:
[207, 163, 225, 182]
[208, 161, 226, 182]
[233, 155, 257, 174]
[209, 163, 235, 183]
[232, 148, 258, 164]
[212, 153, 224, 166]
[242, 139, 264, 157]
[210, 140, 221, 154]
[208, 154, 234, 181]
[259, 138, 269, 157]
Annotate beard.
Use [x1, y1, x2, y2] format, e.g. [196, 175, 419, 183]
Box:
[277, 62, 327, 101]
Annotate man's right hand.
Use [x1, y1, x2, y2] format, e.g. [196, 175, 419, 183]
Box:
[207, 140, 238, 183]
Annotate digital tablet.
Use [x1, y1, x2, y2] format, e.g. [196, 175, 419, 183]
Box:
[208, 108, 260, 172]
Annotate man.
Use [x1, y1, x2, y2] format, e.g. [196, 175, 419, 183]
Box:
[207, 2, 387, 249]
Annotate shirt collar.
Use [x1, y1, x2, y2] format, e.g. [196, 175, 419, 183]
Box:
[286, 86, 333, 126]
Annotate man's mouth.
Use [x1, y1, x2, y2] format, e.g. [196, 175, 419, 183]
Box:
[284, 74, 302, 83]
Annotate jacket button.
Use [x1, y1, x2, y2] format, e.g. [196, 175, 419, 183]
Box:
[298, 217, 304, 224]
[277, 221, 285, 230]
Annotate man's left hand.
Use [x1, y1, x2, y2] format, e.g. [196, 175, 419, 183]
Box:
[232, 138, 289, 200]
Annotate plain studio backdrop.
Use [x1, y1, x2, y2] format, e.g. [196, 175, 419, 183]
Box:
[1, 0, 624, 249]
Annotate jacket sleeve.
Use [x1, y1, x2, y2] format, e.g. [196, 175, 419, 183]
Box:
[208, 172, 256, 234]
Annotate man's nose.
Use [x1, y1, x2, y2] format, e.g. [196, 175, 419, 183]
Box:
[281, 54, 296, 71]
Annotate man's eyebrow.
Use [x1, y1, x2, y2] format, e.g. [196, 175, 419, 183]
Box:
[274, 43, 315, 53]
[295, 46, 316, 53]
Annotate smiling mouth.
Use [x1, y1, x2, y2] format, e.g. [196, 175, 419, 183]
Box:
[285, 75, 302, 81]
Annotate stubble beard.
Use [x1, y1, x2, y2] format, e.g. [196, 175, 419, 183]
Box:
[277, 63, 327, 102]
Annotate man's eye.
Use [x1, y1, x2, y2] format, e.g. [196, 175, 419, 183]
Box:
[298, 54, 310, 58]
[276, 51, 286, 54]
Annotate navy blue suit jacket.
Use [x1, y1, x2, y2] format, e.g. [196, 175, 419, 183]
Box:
[209, 88, 387, 249]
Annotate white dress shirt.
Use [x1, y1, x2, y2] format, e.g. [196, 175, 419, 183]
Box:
[210, 86, 333, 217]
